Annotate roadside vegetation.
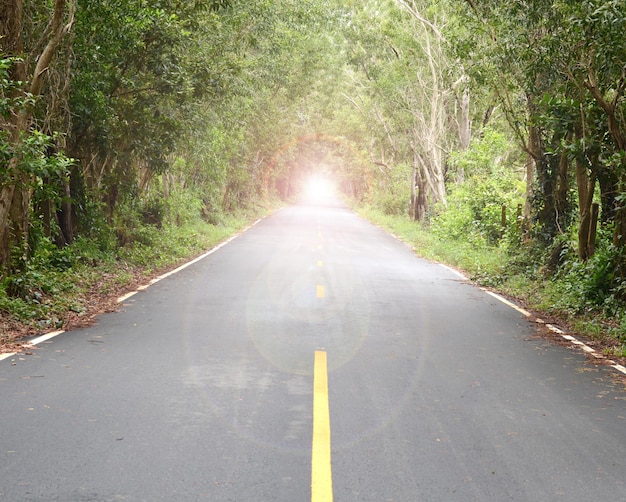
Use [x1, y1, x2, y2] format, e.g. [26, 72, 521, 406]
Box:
[349, 1, 626, 359]
[357, 201, 626, 359]
[357, 121, 626, 357]
[2, 0, 626, 357]
[0, 202, 269, 348]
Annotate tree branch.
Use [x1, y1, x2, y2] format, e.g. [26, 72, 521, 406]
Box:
[30, 0, 74, 97]
[395, 0, 444, 41]
[612, 64, 626, 109]
[464, 0, 478, 14]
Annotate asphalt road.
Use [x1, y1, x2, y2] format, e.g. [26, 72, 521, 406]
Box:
[2, 200, 626, 501]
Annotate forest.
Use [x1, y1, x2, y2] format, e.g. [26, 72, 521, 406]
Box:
[1, 0, 626, 352]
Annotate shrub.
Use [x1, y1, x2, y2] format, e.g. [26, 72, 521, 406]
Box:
[433, 128, 524, 246]
[165, 190, 204, 226]
[432, 173, 524, 246]
[371, 163, 411, 216]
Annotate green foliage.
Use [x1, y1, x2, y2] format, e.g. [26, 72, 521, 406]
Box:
[448, 128, 511, 178]
[0, 56, 25, 120]
[1, 239, 78, 329]
[165, 190, 204, 227]
[371, 163, 411, 216]
[0, 56, 73, 189]
[138, 194, 167, 228]
[432, 175, 523, 246]
[545, 229, 624, 317]
[432, 130, 524, 246]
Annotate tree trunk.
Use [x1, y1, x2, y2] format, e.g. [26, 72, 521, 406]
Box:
[410, 163, 418, 220]
[0, 0, 73, 273]
[459, 86, 471, 151]
[576, 165, 596, 261]
[0, 186, 16, 274]
[58, 178, 73, 245]
[0, 0, 26, 274]
[614, 183, 626, 249]
[614, 207, 626, 289]
[597, 168, 618, 224]
[528, 124, 558, 241]
[574, 121, 597, 261]
[555, 135, 572, 232]
[414, 177, 426, 221]
[589, 202, 599, 257]
[523, 152, 535, 220]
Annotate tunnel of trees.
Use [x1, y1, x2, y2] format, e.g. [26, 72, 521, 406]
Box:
[2, 0, 626, 333]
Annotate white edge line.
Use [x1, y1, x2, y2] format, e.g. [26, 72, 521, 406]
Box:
[439, 264, 468, 281]
[367, 207, 626, 380]
[364, 209, 626, 375]
[115, 218, 263, 303]
[482, 289, 532, 317]
[29, 330, 65, 346]
[117, 291, 137, 303]
[612, 364, 626, 375]
[1, 218, 265, 363]
[0, 329, 67, 362]
[484, 288, 626, 376]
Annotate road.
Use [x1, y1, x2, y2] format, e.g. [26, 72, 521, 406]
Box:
[1, 200, 626, 501]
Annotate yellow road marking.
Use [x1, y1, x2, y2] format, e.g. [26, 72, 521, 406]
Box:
[317, 260, 323, 267]
[312, 350, 333, 502]
[316, 285, 325, 298]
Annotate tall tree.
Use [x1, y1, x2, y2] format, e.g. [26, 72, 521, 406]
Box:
[342, 0, 462, 219]
[456, 0, 626, 280]
[0, 0, 75, 273]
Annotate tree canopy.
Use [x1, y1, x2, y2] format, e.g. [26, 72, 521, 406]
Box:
[2, 0, 626, 311]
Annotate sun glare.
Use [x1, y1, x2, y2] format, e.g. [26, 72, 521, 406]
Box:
[304, 175, 335, 202]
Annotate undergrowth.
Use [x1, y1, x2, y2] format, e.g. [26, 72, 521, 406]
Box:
[0, 209, 268, 341]
[356, 204, 626, 350]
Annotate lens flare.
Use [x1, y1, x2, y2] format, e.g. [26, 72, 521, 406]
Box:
[303, 175, 335, 202]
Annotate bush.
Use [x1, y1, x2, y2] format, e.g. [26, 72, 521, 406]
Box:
[554, 238, 622, 316]
[432, 173, 524, 246]
[432, 128, 524, 246]
[165, 190, 204, 226]
[371, 163, 411, 216]
[139, 194, 167, 228]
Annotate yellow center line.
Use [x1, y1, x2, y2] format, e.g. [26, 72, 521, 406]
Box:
[312, 350, 333, 502]
[316, 285, 325, 298]
[317, 260, 323, 267]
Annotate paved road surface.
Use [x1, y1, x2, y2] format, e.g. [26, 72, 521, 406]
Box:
[2, 200, 626, 501]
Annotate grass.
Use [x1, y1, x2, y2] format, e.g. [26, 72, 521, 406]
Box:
[4, 197, 626, 358]
[0, 208, 271, 345]
[355, 203, 626, 357]
[358, 205, 506, 278]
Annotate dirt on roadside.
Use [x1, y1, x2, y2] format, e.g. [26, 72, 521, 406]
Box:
[0, 268, 149, 354]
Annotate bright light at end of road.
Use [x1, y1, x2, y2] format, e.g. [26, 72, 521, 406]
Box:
[304, 175, 335, 202]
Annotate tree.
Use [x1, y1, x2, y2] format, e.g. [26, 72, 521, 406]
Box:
[455, 0, 626, 291]
[0, 0, 75, 274]
[341, 0, 461, 220]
